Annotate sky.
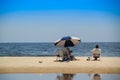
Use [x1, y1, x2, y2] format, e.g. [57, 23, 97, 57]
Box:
[0, 0, 120, 42]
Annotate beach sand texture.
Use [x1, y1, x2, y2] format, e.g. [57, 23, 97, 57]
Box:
[0, 57, 120, 74]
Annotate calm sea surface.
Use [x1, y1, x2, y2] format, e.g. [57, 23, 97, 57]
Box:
[0, 73, 120, 80]
[0, 42, 120, 56]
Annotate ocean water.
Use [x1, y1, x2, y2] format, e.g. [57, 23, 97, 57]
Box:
[0, 42, 120, 56]
[0, 73, 120, 80]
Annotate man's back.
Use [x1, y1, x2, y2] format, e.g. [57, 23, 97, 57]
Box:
[92, 48, 101, 55]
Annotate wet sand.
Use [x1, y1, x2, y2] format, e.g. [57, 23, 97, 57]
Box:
[0, 57, 120, 74]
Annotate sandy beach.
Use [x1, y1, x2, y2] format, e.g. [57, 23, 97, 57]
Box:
[0, 57, 120, 74]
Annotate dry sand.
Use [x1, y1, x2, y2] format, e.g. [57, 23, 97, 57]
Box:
[0, 57, 120, 74]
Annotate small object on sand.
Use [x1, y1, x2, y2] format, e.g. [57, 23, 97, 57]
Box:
[39, 61, 43, 63]
[86, 57, 90, 61]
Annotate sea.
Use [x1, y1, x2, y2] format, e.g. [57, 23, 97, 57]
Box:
[0, 42, 120, 57]
[0, 42, 120, 80]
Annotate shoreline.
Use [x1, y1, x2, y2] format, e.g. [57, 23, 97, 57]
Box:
[0, 57, 120, 74]
[0, 56, 119, 57]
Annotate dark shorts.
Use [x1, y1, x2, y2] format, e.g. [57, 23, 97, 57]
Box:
[93, 54, 100, 58]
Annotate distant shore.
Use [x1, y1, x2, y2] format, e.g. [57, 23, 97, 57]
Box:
[0, 57, 120, 74]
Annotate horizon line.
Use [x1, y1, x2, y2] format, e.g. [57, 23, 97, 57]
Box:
[0, 41, 120, 43]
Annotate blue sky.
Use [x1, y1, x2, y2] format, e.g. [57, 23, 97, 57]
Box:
[0, 0, 120, 42]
